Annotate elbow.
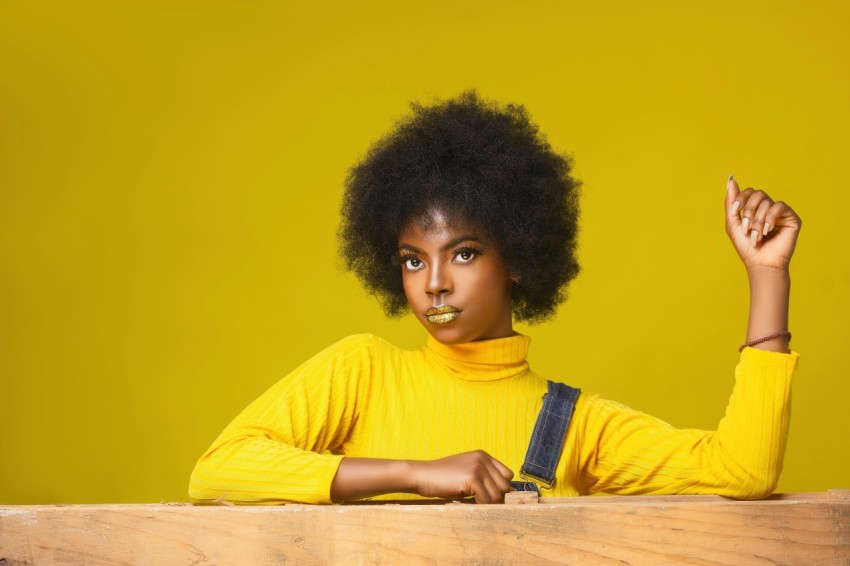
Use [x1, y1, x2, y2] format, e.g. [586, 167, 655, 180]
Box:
[722, 480, 777, 500]
[714, 463, 781, 500]
[188, 461, 213, 503]
[188, 474, 204, 503]
[730, 472, 779, 500]
[705, 439, 785, 500]
[188, 434, 254, 504]
[188, 455, 231, 504]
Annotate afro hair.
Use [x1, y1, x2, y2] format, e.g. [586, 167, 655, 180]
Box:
[339, 91, 581, 323]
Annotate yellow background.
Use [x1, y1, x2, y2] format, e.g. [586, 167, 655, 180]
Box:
[1, 1, 847, 504]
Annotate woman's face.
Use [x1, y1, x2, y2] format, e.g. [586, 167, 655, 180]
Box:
[398, 210, 514, 345]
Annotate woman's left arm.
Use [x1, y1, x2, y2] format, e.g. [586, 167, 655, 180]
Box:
[725, 175, 802, 352]
[575, 177, 802, 499]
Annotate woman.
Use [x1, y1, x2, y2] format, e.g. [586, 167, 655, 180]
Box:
[189, 92, 800, 504]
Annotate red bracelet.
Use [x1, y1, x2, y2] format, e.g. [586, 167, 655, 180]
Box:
[739, 331, 792, 353]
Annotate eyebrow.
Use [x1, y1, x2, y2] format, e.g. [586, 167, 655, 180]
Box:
[398, 235, 484, 254]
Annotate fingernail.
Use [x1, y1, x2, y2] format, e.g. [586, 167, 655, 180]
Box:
[763, 222, 770, 236]
[728, 174, 734, 182]
[751, 229, 758, 246]
[731, 201, 741, 215]
[742, 217, 750, 232]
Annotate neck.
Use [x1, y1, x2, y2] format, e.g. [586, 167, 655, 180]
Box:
[424, 333, 530, 382]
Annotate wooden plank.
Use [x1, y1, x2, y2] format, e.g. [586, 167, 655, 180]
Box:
[504, 490, 539, 504]
[1, 493, 848, 565]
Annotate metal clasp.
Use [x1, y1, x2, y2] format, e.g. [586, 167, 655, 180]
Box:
[519, 469, 554, 490]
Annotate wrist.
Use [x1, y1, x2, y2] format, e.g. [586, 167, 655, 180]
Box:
[746, 264, 790, 280]
[402, 460, 420, 494]
[744, 267, 791, 354]
[747, 266, 791, 297]
[740, 330, 791, 353]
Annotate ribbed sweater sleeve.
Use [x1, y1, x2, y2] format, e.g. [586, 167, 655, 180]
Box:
[188, 334, 377, 504]
[575, 347, 799, 498]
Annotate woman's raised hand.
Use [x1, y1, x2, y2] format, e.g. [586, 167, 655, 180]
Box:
[411, 450, 514, 504]
[725, 176, 802, 271]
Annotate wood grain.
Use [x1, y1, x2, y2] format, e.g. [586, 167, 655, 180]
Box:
[504, 490, 539, 504]
[1, 493, 848, 565]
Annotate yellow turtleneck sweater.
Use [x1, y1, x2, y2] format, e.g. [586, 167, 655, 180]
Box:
[188, 334, 799, 504]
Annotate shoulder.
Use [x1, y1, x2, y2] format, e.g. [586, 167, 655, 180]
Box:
[311, 333, 407, 367]
[322, 333, 401, 355]
[325, 333, 385, 351]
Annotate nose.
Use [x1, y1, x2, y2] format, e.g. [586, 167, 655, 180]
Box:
[425, 263, 452, 297]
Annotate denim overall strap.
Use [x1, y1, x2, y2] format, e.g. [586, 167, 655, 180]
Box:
[511, 380, 581, 493]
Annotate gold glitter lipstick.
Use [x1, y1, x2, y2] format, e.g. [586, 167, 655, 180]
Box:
[425, 305, 461, 325]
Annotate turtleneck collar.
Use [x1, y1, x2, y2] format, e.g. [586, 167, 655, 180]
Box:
[424, 333, 531, 382]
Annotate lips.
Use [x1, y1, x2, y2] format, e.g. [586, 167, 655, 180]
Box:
[425, 305, 461, 325]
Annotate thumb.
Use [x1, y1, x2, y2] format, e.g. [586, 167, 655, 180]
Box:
[725, 174, 740, 208]
[725, 175, 742, 229]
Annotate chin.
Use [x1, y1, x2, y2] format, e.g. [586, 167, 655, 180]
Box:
[421, 321, 474, 345]
[426, 325, 502, 345]
[426, 329, 469, 345]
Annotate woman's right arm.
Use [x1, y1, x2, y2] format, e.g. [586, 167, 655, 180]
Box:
[188, 334, 376, 504]
[190, 334, 514, 504]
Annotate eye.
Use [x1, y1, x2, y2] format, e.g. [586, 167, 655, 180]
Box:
[401, 256, 424, 271]
[454, 248, 479, 264]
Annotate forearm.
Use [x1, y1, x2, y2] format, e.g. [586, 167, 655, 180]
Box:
[708, 346, 798, 497]
[330, 450, 515, 503]
[330, 457, 415, 502]
[746, 267, 791, 352]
